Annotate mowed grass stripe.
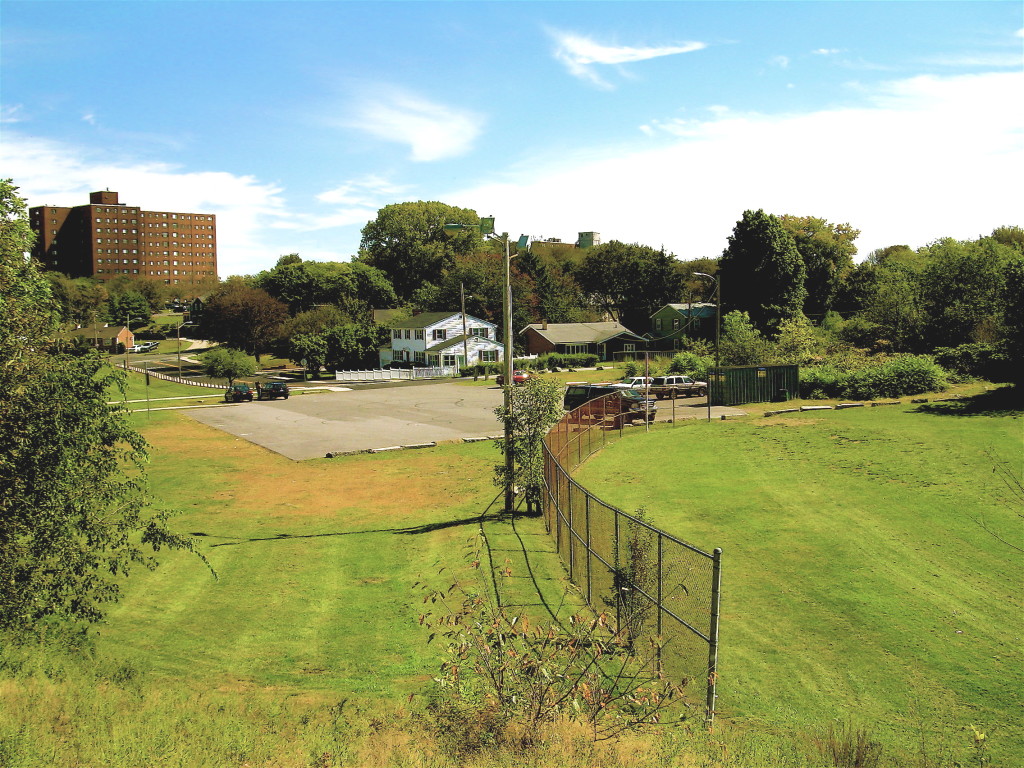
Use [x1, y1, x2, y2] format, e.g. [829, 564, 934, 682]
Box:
[99, 411, 555, 700]
[573, 401, 1022, 763]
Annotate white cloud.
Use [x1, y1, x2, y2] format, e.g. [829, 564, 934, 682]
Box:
[316, 175, 407, 207]
[812, 48, 841, 56]
[0, 132, 291, 276]
[82, 112, 97, 126]
[549, 29, 706, 88]
[345, 89, 483, 162]
[1, 104, 26, 123]
[448, 71, 1023, 262]
[772, 55, 790, 69]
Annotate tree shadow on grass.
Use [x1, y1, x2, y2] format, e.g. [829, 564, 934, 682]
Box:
[196, 508, 510, 548]
[911, 386, 1022, 418]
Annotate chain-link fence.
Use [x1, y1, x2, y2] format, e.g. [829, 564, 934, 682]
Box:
[542, 391, 722, 722]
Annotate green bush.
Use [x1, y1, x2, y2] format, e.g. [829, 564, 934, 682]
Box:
[933, 342, 1014, 383]
[537, 352, 599, 371]
[847, 355, 948, 399]
[623, 361, 639, 378]
[800, 356, 948, 400]
[666, 351, 713, 378]
[798, 365, 847, 399]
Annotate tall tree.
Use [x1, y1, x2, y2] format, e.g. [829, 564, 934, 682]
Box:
[778, 215, 859, 318]
[254, 258, 396, 317]
[357, 201, 481, 301]
[1, 179, 200, 635]
[515, 245, 587, 324]
[718, 209, 807, 336]
[200, 279, 288, 362]
[199, 347, 257, 385]
[918, 237, 1019, 349]
[576, 241, 684, 332]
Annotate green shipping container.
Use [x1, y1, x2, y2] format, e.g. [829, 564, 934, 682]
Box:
[708, 365, 799, 406]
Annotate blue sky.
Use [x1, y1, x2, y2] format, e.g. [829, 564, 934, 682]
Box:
[3, 1, 1021, 276]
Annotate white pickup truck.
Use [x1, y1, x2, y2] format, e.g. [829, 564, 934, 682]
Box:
[612, 376, 654, 390]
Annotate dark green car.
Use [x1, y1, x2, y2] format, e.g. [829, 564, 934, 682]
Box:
[224, 383, 254, 403]
[257, 382, 289, 400]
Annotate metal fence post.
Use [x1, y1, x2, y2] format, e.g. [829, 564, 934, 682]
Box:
[706, 547, 723, 727]
[614, 510, 621, 634]
[585, 493, 592, 606]
[657, 534, 664, 676]
[568, 491, 574, 582]
[554, 466, 562, 555]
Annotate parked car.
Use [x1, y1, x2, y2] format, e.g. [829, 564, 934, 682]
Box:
[649, 375, 708, 399]
[563, 383, 657, 424]
[496, 369, 531, 385]
[224, 383, 254, 403]
[257, 382, 289, 400]
[126, 344, 145, 353]
[139, 341, 160, 351]
[612, 376, 654, 390]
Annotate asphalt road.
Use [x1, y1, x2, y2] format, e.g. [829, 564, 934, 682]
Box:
[186, 381, 506, 460]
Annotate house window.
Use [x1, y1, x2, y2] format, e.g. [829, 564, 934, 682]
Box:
[623, 343, 636, 353]
[415, 329, 425, 340]
[392, 329, 402, 340]
[432, 329, 446, 341]
[479, 350, 498, 362]
[393, 349, 405, 362]
[469, 327, 489, 339]
[563, 343, 588, 355]
[673, 318, 680, 330]
[655, 318, 662, 331]
[404, 329, 411, 339]
[442, 354, 457, 367]
[414, 351, 426, 363]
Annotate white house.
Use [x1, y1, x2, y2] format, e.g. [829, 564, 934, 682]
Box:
[380, 311, 504, 369]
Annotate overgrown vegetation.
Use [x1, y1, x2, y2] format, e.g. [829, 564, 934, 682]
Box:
[1, 180, 205, 636]
[419, 536, 687, 758]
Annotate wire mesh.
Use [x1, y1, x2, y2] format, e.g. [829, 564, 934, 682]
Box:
[542, 392, 721, 703]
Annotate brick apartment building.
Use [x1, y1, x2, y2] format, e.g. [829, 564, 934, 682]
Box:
[29, 190, 217, 286]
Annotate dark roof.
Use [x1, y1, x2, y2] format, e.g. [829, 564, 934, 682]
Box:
[652, 303, 716, 318]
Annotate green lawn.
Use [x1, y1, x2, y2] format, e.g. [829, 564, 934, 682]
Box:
[103, 368, 224, 411]
[95, 412, 575, 701]
[573, 393, 1023, 764]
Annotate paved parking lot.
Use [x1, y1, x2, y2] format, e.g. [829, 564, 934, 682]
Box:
[186, 381, 505, 460]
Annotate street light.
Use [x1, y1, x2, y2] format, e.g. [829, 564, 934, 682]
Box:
[693, 273, 721, 422]
[444, 219, 517, 515]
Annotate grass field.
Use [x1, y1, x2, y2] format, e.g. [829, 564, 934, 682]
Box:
[99, 412, 576, 697]
[3, 385, 1020, 766]
[573, 391, 1023, 765]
